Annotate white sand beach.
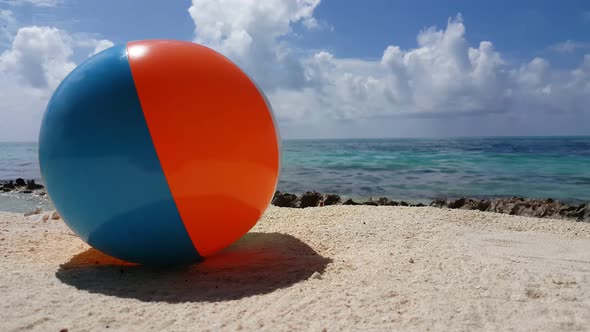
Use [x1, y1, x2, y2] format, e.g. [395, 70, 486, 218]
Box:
[1, 206, 590, 331]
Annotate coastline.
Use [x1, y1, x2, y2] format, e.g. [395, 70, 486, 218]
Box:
[1, 178, 588, 222]
[272, 191, 590, 222]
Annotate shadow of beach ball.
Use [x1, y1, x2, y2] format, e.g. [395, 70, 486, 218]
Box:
[38, 40, 280, 265]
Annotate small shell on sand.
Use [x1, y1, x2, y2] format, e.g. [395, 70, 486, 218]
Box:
[51, 211, 61, 220]
[42, 214, 50, 221]
[23, 207, 42, 217]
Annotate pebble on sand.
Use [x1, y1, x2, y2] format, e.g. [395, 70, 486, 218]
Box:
[23, 207, 42, 217]
[51, 211, 61, 220]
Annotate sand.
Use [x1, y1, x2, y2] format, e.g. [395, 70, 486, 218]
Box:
[1, 206, 590, 331]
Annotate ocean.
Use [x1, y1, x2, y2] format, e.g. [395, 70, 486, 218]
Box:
[1, 137, 589, 212]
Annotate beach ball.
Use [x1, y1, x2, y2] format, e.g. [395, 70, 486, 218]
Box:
[38, 40, 280, 265]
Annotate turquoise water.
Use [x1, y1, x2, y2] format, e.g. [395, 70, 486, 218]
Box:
[279, 137, 590, 203]
[0, 137, 589, 212]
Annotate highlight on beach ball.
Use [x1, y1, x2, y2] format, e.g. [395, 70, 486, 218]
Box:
[38, 40, 280, 265]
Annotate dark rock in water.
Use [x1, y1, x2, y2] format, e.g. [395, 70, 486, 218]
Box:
[26, 179, 44, 190]
[376, 197, 390, 205]
[21, 190, 33, 194]
[429, 196, 590, 222]
[448, 197, 468, 209]
[430, 199, 447, 208]
[300, 191, 323, 208]
[15, 178, 26, 187]
[363, 201, 379, 206]
[410, 203, 426, 207]
[323, 194, 341, 206]
[342, 199, 361, 206]
[1, 187, 11, 192]
[400, 201, 409, 207]
[577, 204, 590, 221]
[572, 204, 588, 217]
[476, 200, 491, 211]
[2, 181, 15, 189]
[558, 205, 577, 218]
[387, 201, 399, 206]
[509, 203, 524, 215]
[272, 191, 298, 208]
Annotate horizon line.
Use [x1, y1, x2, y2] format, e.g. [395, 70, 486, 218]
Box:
[1, 133, 589, 144]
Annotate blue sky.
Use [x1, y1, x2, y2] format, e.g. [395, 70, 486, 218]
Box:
[1, 0, 589, 140]
[12, 1, 590, 63]
[318, 1, 590, 70]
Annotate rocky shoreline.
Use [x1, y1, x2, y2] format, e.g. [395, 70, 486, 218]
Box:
[2, 179, 588, 222]
[0, 178, 45, 194]
[273, 191, 590, 222]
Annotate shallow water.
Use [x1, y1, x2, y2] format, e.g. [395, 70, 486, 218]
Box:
[278, 136, 590, 203]
[0, 192, 53, 213]
[0, 136, 589, 212]
[0, 142, 40, 180]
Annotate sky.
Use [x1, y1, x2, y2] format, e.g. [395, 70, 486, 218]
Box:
[0, 0, 589, 141]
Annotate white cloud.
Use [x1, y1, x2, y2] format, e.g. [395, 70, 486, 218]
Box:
[0, 72, 51, 141]
[74, 36, 115, 56]
[0, 25, 112, 141]
[187, 3, 590, 137]
[89, 39, 114, 56]
[189, 0, 320, 90]
[510, 55, 590, 115]
[0, 26, 75, 89]
[549, 40, 590, 54]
